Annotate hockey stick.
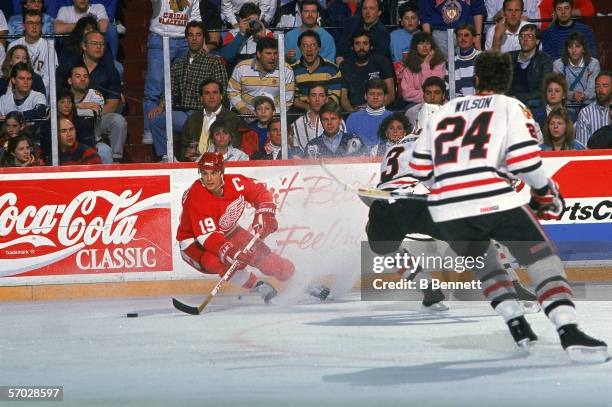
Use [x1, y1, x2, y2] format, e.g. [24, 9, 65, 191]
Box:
[319, 161, 427, 205]
[172, 232, 261, 315]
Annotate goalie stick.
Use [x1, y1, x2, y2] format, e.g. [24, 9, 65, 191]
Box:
[172, 233, 261, 315]
[319, 161, 427, 205]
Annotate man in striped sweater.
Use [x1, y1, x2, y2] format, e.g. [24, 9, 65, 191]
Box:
[58, 117, 102, 166]
[408, 51, 608, 362]
[227, 37, 295, 118]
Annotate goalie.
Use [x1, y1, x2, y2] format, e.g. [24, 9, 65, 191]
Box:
[176, 152, 330, 303]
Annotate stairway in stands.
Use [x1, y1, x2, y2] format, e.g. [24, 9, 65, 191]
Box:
[121, 0, 155, 163]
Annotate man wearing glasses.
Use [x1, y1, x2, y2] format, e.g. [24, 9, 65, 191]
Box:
[8, 0, 55, 38]
[8, 9, 57, 95]
[508, 24, 552, 109]
[57, 30, 127, 162]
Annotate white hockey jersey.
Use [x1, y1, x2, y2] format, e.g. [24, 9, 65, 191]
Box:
[408, 93, 548, 222]
[149, 0, 201, 37]
[378, 133, 431, 195]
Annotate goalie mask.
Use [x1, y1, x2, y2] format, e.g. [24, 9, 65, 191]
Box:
[414, 103, 442, 134]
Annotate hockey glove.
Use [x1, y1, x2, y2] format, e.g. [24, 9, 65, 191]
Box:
[252, 202, 278, 239]
[529, 179, 565, 220]
[218, 241, 255, 268]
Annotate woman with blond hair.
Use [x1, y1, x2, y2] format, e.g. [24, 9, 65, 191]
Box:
[532, 72, 577, 129]
[540, 107, 585, 151]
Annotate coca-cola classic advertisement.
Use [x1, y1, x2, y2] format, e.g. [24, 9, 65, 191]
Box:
[0, 176, 173, 277]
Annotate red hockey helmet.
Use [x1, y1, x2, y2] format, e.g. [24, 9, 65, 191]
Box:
[198, 152, 224, 172]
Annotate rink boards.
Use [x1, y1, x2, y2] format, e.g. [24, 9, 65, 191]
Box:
[1, 151, 612, 292]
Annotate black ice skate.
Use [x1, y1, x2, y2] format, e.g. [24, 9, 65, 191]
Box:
[251, 281, 277, 304]
[419, 287, 449, 312]
[558, 324, 611, 363]
[306, 284, 331, 301]
[507, 316, 538, 351]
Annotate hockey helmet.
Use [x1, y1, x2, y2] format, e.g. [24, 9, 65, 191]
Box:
[198, 152, 224, 172]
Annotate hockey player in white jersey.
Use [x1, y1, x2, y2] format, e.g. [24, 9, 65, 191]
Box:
[407, 51, 608, 362]
[367, 106, 539, 313]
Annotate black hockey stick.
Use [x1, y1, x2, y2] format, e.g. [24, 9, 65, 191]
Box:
[172, 233, 261, 315]
[319, 161, 427, 206]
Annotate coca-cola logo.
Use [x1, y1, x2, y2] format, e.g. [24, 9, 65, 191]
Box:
[0, 176, 172, 277]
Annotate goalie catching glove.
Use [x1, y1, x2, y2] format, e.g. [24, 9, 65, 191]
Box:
[219, 241, 255, 269]
[529, 179, 565, 220]
[252, 202, 278, 239]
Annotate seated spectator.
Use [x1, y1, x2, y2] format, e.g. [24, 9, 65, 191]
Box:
[0, 134, 40, 167]
[452, 23, 480, 97]
[55, 0, 119, 59]
[291, 30, 341, 112]
[207, 119, 249, 161]
[405, 76, 446, 130]
[58, 15, 116, 78]
[304, 101, 367, 158]
[336, 0, 390, 64]
[346, 78, 392, 147]
[486, 0, 530, 53]
[284, 0, 335, 64]
[399, 31, 445, 106]
[552, 32, 600, 106]
[0, 63, 46, 120]
[8, 10, 57, 94]
[221, 0, 276, 26]
[575, 71, 612, 146]
[0, 111, 27, 155]
[486, 0, 540, 27]
[8, 0, 54, 38]
[291, 83, 347, 152]
[148, 21, 228, 161]
[0, 44, 46, 95]
[248, 94, 274, 150]
[253, 118, 301, 160]
[390, 2, 419, 63]
[540, 107, 585, 150]
[339, 29, 395, 112]
[587, 105, 612, 149]
[508, 24, 552, 109]
[58, 116, 102, 165]
[228, 37, 295, 117]
[532, 72, 577, 129]
[57, 30, 126, 161]
[220, 3, 274, 67]
[371, 112, 412, 156]
[541, 0, 596, 60]
[540, 0, 595, 34]
[180, 79, 254, 161]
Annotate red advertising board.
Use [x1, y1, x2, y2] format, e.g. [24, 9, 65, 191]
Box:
[0, 176, 173, 277]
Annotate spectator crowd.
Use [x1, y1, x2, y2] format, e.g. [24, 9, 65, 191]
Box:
[0, 0, 611, 168]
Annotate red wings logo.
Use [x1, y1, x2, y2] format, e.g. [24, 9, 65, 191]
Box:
[218, 196, 246, 232]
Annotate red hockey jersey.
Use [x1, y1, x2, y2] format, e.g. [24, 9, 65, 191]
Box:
[176, 173, 274, 254]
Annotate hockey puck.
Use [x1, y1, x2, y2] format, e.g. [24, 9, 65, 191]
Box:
[126, 313, 138, 318]
[238, 295, 242, 300]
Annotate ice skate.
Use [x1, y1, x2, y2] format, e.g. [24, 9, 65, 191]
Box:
[251, 281, 277, 304]
[558, 324, 610, 363]
[507, 316, 538, 352]
[306, 284, 331, 301]
[419, 288, 449, 313]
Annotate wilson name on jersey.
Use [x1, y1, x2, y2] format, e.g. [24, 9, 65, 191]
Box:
[409, 94, 543, 222]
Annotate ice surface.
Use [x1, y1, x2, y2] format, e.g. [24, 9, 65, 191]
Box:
[1, 293, 612, 407]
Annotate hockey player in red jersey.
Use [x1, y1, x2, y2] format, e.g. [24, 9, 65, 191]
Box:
[177, 152, 329, 303]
